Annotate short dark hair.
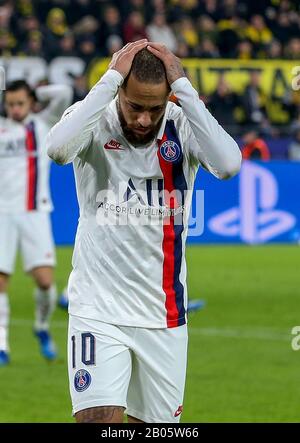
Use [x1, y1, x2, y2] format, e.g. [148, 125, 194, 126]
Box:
[5, 80, 35, 100]
[123, 48, 167, 87]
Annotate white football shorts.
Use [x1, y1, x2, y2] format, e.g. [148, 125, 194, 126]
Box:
[68, 314, 188, 423]
[0, 211, 56, 274]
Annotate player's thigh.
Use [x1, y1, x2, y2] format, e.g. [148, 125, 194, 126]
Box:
[75, 406, 125, 423]
[0, 214, 18, 275]
[18, 212, 56, 272]
[68, 315, 132, 421]
[126, 324, 188, 423]
[127, 415, 144, 423]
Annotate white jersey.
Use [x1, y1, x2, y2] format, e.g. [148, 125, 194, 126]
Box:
[47, 70, 241, 329]
[0, 85, 73, 213]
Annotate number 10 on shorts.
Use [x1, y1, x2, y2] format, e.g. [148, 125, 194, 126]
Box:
[71, 333, 96, 368]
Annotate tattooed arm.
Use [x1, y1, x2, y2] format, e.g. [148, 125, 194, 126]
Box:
[147, 42, 185, 84]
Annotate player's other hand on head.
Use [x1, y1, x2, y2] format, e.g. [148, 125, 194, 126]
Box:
[109, 39, 148, 80]
[146, 43, 186, 85]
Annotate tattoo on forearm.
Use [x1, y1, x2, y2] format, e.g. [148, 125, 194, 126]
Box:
[168, 62, 185, 84]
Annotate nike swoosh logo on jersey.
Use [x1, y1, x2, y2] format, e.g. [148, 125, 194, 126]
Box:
[174, 405, 183, 417]
[104, 139, 125, 150]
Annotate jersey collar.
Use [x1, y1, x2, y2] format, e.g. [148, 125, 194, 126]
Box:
[23, 113, 35, 125]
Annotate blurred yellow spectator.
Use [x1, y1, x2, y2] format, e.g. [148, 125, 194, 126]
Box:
[46, 8, 68, 37]
[0, 29, 17, 56]
[170, 0, 198, 10]
[245, 15, 273, 46]
[17, 0, 34, 18]
[179, 17, 199, 48]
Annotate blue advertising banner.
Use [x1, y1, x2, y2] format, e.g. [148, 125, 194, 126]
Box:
[50, 163, 79, 246]
[189, 161, 299, 244]
[50, 161, 300, 245]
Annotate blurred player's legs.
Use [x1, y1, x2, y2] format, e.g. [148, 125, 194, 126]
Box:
[31, 267, 57, 360]
[0, 212, 58, 364]
[0, 214, 18, 365]
[187, 299, 205, 313]
[58, 286, 69, 310]
[20, 212, 57, 360]
[0, 273, 10, 365]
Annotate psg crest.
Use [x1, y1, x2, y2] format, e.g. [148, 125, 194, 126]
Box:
[74, 369, 91, 392]
[160, 140, 181, 162]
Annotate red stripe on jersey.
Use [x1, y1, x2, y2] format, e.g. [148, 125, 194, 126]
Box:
[157, 134, 180, 327]
[26, 124, 37, 210]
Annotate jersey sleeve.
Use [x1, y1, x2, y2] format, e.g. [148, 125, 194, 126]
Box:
[46, 69, 124, 165]
[171, 77, 242, 179]
[36, 84, 73, 127]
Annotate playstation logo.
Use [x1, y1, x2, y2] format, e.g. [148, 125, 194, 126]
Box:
[208, 161, 296, 243]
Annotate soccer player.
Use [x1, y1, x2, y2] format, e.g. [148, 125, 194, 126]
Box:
[46, 39, 241, 423]
[0, 79, 72, 365]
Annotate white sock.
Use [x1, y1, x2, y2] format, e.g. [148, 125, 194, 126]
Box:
[34, 285, 57, 331]
[0, 293, 9, 352]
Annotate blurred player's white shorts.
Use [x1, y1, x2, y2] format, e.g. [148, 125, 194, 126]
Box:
[68, 314, 188, 423]
[0, 211, 56, 274]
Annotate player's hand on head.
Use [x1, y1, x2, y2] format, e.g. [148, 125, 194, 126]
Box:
[146, 43, 186, 85]
[109, 39, 148, 79]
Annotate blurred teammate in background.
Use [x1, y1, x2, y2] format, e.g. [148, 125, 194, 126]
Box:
[47, 39, 241, 423]
[0, 79, 72, 366]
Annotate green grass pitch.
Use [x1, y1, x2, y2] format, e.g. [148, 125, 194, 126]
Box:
[0, 245, 299, 423]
